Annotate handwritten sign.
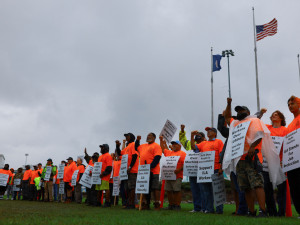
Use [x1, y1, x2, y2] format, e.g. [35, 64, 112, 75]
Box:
[183, 153, 200, 177]
[272, 136, 284, 155]
[59, 182, 65, 194]
[119, 155, 128, 181]
[92, 162, 102, 185]
[71, 170, 79, 186]
[212, 174, 226, 207]
[79, 165, 93, 188]
[161, 156, 180, 180]
[159, 119, 177, 143]
[197, 151, 215, 183]
[0, 174, 9, 186]
[57, 164, 65, 179]
[282, 129, 300, 172]
[231, 121, 251, 159]
[112, 176, 120, 196]
[135, 164, 150, 194]
[44, 166, 52, 181]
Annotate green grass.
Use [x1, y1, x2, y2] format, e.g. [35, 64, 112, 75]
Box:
[0, 200, 299, 225]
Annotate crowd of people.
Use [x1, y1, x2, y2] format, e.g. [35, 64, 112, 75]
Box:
[0, 95, 300, 219]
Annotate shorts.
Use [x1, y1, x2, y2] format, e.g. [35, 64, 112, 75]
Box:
[165, 178, 182, 192]
[236, 160, 264, 191]
[150, 173, 160, 190]
[95, 180, 109, 191]
[128, 173, 137, 190]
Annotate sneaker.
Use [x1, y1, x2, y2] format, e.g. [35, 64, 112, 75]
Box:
[247, 210, 257, 217]
[189, 210, 200, 213]
[173, 205, 181, 211]
[257, 210, 268, 218]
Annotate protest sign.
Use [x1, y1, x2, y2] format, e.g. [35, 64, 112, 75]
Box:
[57, 164, 65, 179]
[231, 121, 251, 159]
[79, 165, 93, 188]
[159, 119, 177, 143]
[161, 156, 180, 180]
[0, 174, 9, 186]
[197, 151, 215, 183]
[71, 170, 79, 186]
[135, 164, 150, 194]
[183, 153, 200, 177]
[13, 178, 21, 191]
[59, 182, 65, 194]
[44, 166, 52, 181]
[112, 176, 120, 196]
[119, 155, 128, 181]
[282, 128, 300, 172]
[272, 136, 284, 155]
[212, 173, 226, 207]
[92, 162, 102, 185]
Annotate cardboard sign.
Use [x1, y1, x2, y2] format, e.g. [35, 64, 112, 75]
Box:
[159, 119, 177, 143]
[135, 164, 151, 194]
[183, 153, 200, 177]
[14, 178, 21, 186]
[57, 164, 65, 179]
[79, 165, 93, 188]
[119, 155, 128, 181]
[272, 136, 284, 155]
[71, 170, 79, 186]
[212, 173, 226, 207]
[231, 121, 251, 159]
[13, 184, 20, 192]
[197, 151, 215, 183]
[92, 162, 102, 185]
[44, 166, 52, 181]
[0, 174, 9, 186]
[282, 128, 300, 172]
[161, 156, 180, 181]
[112, 176, 120, 196]
[59, 182, 65, 194]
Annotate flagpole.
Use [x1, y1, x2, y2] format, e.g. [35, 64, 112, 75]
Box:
[297, 54, 300, 83]
[211, 47, 214, 127]
[252, 7, 260, 112]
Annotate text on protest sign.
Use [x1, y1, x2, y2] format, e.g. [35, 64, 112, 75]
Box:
[119, 154, 128, 181]
[59, 182, 65, 194]
[71, 170, 79, 186]
[183, 153, 200, 177]
[212, 174, 226, 207]
[197, 151, 215, 183]
[159, 119, 177, 143]
[231, 121, 251, 159]
[272, 136, 284, 155]
[13, 178, 21, 191]
[0, 174, 9, 186]
[135, 164, 151, 194]
[57, 164, 65, 179]
[161, 156, 180, 181]
[282, 128, 300, 172]
[44, 166, 52, 181]
[92, 162, 102, 185]
[112, 176, 120, 196]
[79, 165, 93, 188]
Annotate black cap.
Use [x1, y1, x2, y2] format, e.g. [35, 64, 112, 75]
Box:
[124, 133, 136, 141]
[47, 158, 52, 162]
[234, 105, 250, 114]
[99, 144, 109, 151]
[66, 157, 73, 161]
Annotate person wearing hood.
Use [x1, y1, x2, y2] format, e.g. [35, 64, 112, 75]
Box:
[224, 98, 267, 217]
[41, 159, 57, 202]
[115, 133, 139, 209]
[286, 95, 300, 217]
[97, 144, 113, 207]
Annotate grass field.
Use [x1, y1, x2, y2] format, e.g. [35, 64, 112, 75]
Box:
[0, 200, 299, 225]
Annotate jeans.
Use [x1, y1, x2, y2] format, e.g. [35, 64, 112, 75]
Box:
[53, 184, 58, 201]
[6, 185, 13, 199]
[201, 182, 214, 213]
[189, 177, 203, 211]
[13, 191, 22, 200]
[231, 172, 248, 214]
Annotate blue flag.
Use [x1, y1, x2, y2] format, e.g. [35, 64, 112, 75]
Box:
[212, 55, 222, 72]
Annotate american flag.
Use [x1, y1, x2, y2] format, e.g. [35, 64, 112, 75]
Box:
[256, 18, 278, 41]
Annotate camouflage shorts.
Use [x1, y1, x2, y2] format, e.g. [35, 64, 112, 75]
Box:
[236, 160, 264, 191]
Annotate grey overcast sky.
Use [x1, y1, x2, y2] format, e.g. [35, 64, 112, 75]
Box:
[0, 0, 299, 168]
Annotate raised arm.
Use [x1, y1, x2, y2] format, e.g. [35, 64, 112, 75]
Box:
[159, 136, 169, 154]
[190, 130, 199, 150]
[224, 98, 232, 125]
